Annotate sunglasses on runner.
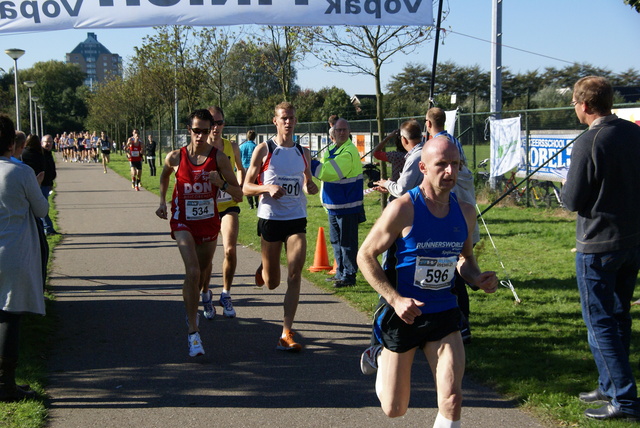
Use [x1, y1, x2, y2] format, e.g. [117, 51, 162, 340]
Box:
[190, 127, 211, 135]
[212, 120, 225, 126]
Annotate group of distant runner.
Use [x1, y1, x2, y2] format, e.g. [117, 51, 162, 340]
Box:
[56, 131, 105, 164]
[53, 129, 158, 182]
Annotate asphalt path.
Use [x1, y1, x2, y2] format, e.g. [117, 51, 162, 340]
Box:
[45, 156, 546, 427]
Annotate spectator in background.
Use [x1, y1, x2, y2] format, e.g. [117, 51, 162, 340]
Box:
[10, 131, 26, 163]
[239, 130, 259, 209]
[373, 128, 407, 183]
[373, 120, 424, 200]
[563, 76, 640, 422]
[0, 114, 49, 401]
[145, 134, 157, 177]
[40, 135, 58, 236]
[312, 118, 365, 288]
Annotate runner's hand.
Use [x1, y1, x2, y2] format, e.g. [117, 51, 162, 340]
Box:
[391, 296, 425, 325]
[306, 180, 318, 195]
[266, 184, 285, 199]
[475, 271, 498, 294]
[156, 202, 167, 219]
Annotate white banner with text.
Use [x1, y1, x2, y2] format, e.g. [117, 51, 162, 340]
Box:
[0, 0, 433, 33]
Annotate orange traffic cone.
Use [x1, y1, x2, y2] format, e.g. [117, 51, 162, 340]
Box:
[328, 259, 337, 275]
[308, 227, 332, 272]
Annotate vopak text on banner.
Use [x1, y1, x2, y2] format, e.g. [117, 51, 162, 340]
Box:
[0, 0, 433, 32]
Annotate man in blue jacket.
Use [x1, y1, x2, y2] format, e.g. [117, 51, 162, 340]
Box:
[563, 76, 640, 422]
[313, 118, 364, 287]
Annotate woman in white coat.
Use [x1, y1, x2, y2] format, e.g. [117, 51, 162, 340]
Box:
[0, 114, 49, 401]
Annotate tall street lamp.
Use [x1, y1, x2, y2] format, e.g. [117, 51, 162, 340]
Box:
[38, 105, 44, 136]
[31, 96, 40, 136]
[24, 80, 36, 134]
[5, 48, 25, 130]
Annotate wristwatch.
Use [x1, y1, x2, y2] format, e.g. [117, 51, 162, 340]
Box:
[221, 182, 229, 191]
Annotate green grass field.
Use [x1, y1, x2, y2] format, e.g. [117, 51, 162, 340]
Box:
[11, 148, 640, 427]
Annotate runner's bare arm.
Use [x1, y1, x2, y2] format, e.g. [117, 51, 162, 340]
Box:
[303, 147, 318, 195]
[357, 195, 425, 324]
[156, 150, 179, 220]
[215, 150, 243, 202]
[230, 140, 246, 186]
[243, 143, 284, 199]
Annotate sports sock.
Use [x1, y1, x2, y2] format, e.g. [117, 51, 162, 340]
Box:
[433, 413, 460, 428]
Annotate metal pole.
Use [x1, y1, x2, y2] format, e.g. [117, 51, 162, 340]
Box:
[39, 106, 44, 136]
[32, 97, 40, 136]
[24, 81, 36, 134]
[428, 0, 445, 107]
[5, 49, 25, 130]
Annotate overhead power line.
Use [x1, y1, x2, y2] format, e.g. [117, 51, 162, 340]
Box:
[445, 29, 576, 66]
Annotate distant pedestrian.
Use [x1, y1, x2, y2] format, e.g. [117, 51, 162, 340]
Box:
[145, 134, 157, 177]
[239, 130, 258, 209]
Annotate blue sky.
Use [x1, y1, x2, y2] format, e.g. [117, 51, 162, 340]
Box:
[1, 0, 639, 95]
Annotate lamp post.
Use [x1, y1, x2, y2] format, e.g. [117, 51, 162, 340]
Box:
[31, 96, 40, 136]
[5, 48, 25, 130]
[24, 80, 36, 134]
[38, 105, 44, 136]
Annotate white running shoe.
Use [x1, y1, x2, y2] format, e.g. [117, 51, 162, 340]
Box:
[360, 344, 382, 375]
[188, 332, 204, 357]
[219, 293, 236, 318]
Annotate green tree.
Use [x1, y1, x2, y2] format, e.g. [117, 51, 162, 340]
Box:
[20, 60, 87, 134]
[312, 25, 433, 195]
[624, 0, 640, 12]
[252, 26, 314, 102]
[198, 26, 245, 108]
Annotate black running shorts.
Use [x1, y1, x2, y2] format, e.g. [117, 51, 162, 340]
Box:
[257, 217, 307, 243]
[374, 298, 461, 353]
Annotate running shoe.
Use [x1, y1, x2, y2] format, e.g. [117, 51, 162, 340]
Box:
[132, 182, 135, 189]
[255, 265, 265, 287]
[360, 344, 382, 375]
[135, 185, 140, 191]
[277, 330, 302, 352]
[202, 290, 216, 320]
[188, 332, 205, 357]
[219, 293, 236, 318]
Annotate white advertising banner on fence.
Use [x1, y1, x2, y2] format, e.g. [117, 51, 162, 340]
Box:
[490, 116, 521, 178]
[613, 107, 640, 127]
[516, 134, 578, 182]
[445, 108, 457, 136]
[0, 0, 433, 33]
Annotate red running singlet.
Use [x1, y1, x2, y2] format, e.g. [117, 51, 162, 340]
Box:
[169, 146, 221, 244]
